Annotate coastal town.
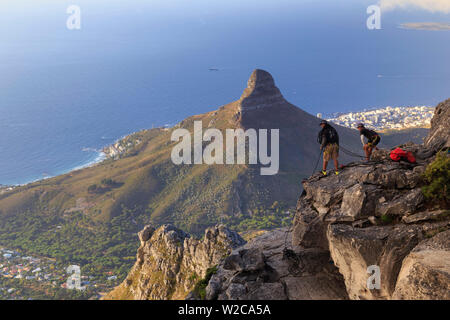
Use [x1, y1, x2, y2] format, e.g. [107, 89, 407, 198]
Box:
[324, 106, 435, 131]
[0, 247, 119, 300]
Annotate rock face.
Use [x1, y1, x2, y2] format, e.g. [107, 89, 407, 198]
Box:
[393, 230, 450, 300]
[424, 98, 450, 151]
[327, 224, 424, 299]
[290, 147, 449, 299]
[205, 229, 348, 300]
[288, 99, 450, 300]
[203, 98, 449, 300]
[104, 224, 245, 300]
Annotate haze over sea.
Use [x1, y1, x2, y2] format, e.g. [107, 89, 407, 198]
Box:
[0, 0, 449, 185]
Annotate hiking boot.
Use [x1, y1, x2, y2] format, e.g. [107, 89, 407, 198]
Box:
[335, 171, 340, 175]
[321, 170, 327, 176]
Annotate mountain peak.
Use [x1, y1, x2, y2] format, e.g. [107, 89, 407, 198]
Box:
[239, 69, 285, 112]
[246, 69, 276, 92]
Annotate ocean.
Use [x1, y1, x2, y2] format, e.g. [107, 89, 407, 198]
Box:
[1, 0, 449, 185]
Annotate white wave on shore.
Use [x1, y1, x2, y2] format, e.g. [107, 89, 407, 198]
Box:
[9, 150, 107, 188]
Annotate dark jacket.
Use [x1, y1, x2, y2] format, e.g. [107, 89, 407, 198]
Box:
[318, 124, 339, 149]
[360, 128, 378, 140]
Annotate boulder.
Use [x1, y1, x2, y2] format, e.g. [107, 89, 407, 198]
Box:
[402, 210, 449, 224]
[376, 188, 424, 217]
[371, 148, 391, 161]
[206, 228, 348, 300]
[292, 198, 329, 250]
[339, 183, 367, 221]
[327, 224, 423, 299]
[393, 230, 450, 300]
[424, 98, 450, 151]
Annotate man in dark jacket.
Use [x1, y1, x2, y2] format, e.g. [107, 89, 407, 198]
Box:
[357, 123, 380, 161]
[318, 120, 340, 176]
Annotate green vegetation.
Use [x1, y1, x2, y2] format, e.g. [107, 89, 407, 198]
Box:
[0, 208, 144, 281]
[422, 151, 450, 206]
[101, 178, 118, 186]
[87, 184, 98, 194]
[193, 266, 218, 300]
[229, 212, 292, 232]
[380, 214, 394, 224]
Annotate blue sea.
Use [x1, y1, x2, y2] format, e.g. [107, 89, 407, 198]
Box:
[1, 0, 449, 185]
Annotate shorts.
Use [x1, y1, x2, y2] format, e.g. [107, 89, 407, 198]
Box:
[323, 143, 339, 162]
[368, 135, 380, 147]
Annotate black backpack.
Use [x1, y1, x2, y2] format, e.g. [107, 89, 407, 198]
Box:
[327, 126, 338, 143]
[318, 126, 338, 144]
[361, 128, 377, 139]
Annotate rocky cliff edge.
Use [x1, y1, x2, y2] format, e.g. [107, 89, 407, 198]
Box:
[204, 99, 449, 300]
[104, 224, 245, 300]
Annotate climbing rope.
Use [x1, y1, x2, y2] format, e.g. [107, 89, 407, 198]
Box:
[312, 145, 366, 176]
[310, 149, 323, 176]
[339, 145, 366, 159]
[283, 247, 304, 276]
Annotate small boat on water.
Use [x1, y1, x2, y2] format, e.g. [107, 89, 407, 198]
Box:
[208, 67, 219, 71]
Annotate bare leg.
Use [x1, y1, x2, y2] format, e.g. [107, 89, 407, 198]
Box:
[363, 145, 370, 161]
[323, 160, 328, 171]
[367, 146, 373, 160]
[333, 158, 339, 171]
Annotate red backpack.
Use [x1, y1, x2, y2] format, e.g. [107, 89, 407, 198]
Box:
[406, 151, 416, 164]
[390, 148, 416, 164]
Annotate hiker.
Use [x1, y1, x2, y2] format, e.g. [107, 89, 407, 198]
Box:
[357, 123, 380, 161]
[318, 120, 340, 176]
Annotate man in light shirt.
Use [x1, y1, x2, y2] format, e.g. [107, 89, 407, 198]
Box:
[357, 123, 380, 161]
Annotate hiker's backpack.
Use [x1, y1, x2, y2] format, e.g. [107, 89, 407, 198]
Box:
[390, 148, 416, 164]
[327, 126, 338, 143]
[367, 129, 377, 139]
[390, 148, 406, 161]
[406, 152, 417, 164]
[317, 126, 338, 145]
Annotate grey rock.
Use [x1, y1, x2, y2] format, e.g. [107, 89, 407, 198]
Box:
[352, 219, 371, 228]
[393, 230, 450, 300]
[376, 188, 424, 216]
[225, 283, 247, 299]
[339, 183, 367, 221]
[246, 283, 287, 300]
[327, 224, 423, 299]
[138, 225, 155, 244]
[402, 210, 450, 224]
[424, 98, 450, 151]
[292, 198, 329, 250]
[105, 224, 245, 300]
[368, 216, 378, 225]
[205, 228, 348, 300]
